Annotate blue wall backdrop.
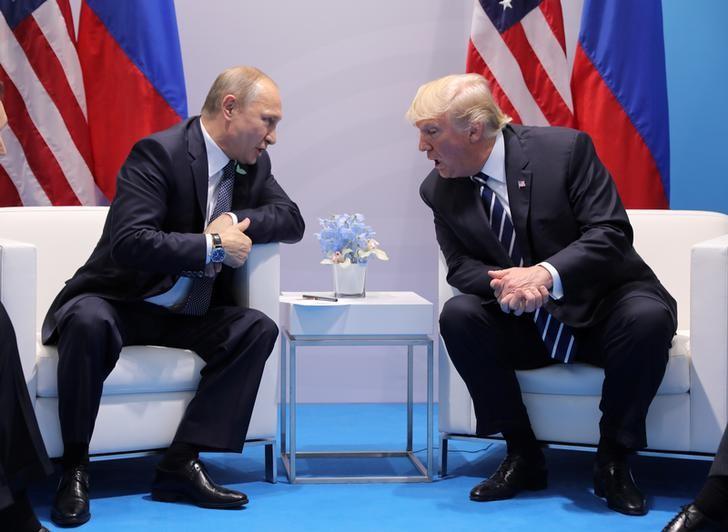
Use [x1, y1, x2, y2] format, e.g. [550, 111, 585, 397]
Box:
[664, 0, 728, 213]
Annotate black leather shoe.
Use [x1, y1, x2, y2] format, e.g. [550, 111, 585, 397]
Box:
[663, 503, 728, 531]
[51, 465, 91, 526]
[151, 459, 248, 509]
[469, 454, 547, 502]
[593, 459, 646, 516]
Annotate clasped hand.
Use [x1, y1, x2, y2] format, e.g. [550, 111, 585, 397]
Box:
[488, 265, 552, 316]
[202, 215, 253, 277]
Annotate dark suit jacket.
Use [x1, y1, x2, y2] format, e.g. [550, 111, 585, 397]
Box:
[42, 116, 305, 343]
[420, 124, 676, 330]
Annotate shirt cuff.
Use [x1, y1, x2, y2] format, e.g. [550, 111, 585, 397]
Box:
[538, 261, 564, 300]
[226, 212, 238, 224]
[205, 234, 212, 265]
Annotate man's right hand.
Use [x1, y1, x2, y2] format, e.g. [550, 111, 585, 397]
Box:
[220, 218, 252, 268]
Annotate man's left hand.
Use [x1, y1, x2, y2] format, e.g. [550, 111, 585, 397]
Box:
[488, 266, 553, 315]
[204, 213, 234, 235]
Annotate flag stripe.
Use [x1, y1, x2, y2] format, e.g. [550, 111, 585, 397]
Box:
[500, 22, 574, 126]
[0, 68, 80, 204]
[55, 0, 75, 44]
[15, 13, 94, 171]
[0, 164, 22, 206]
[520, 6, 573, 112]
[466, 41, 522, 124]
[0, 125, 52, 205]
[469, 2, 548, 126]
[538, 0, 566, 52]
[572, 45, 667, 208]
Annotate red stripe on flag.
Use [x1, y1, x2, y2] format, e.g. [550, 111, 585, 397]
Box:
[57, 0, 76, 45]
[572, 45, 667, 208]
[466, 40, 523, 124]
[0, 70, 81, 205]
[0, 164, 22, 207]
[14, 16, 94, 171]
[78, 5, 182, 200]
[539, 0, 566, 53]
[500, 23, 574, 127]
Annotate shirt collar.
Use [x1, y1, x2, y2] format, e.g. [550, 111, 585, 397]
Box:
[199, 118, 230, 178]
[479, 130, 505, 184]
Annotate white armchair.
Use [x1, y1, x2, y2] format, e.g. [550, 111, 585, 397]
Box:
[0, 206, 280, 481]
[438, 210, 728, 475]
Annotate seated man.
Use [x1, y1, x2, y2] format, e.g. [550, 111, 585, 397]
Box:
[664, 426, 728, 531]
[407, 74, 676, 516]
[44, 66, 304, 527]
[0, 81, 52, 532]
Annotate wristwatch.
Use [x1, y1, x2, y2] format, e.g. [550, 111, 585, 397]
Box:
[210, 233, 225, 263]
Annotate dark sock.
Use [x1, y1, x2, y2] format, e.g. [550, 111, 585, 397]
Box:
[62, 442, 89, 470]
[596, 436, 629, 466]
[695, 475, 728, 522]
[159, 442, 200, 470]
[503, 427, 543, 463]
[0, 490, 42, 532]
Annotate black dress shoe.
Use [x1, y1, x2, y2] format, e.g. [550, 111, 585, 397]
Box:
[593, 459, 646, 516]
[663, 503, 728, 531]
[51, 465, 91, 526]
[470, 453, 547, 502]
[151, 459, 248, 509]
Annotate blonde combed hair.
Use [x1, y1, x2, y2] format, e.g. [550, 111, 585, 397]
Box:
[405, 74, 510, 137]
[201, 66, 275, 116]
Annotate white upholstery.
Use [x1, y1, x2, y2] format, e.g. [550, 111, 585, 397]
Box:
[0, 206, 280, 465]
[438, 210, 728, 455]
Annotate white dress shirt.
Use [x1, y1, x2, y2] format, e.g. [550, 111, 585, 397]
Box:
[479, 131, 564, 299]
[145, 119, 240, 308]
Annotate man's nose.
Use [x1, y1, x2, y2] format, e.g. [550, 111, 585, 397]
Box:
[418, 134, 430, 152]
[266, 129, 276, 146]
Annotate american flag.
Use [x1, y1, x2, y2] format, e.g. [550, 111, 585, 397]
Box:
[0, 0, 105, 206]
[467, 0, 575, 128]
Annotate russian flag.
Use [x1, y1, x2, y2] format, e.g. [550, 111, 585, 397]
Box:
[571, 0, 670, 208]
[78, 0, 187, 201]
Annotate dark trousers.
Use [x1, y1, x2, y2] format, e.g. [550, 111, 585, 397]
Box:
[0, 303, 53, 510]
[440, 292, 675, 449]
[54, 297, 278, 453]
[710, 426, 728, 478]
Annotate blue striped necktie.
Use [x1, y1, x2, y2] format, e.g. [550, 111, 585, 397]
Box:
[181, 159, 237, 316]
[471, 172, 576, 363]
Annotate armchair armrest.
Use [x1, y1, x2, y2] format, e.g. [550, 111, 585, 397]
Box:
[0, 238, 38, 396]
[690, 234, 728, 452]
[231, 243, 280, 323]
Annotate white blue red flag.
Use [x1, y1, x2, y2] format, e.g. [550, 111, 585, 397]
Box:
[0, 0, 102, 206]
[467, 0, 670, 208]
[78, 0, 187, 201]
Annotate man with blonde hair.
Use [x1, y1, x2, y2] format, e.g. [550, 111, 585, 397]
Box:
[408, 73, 676, 516]
[46, 66, 304, 526]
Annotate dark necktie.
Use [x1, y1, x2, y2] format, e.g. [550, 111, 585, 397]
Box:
[181, 159, 237, 316]
[471, 172, 576, 363]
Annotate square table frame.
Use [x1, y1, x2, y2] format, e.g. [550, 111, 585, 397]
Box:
[279, 330, 434, 483]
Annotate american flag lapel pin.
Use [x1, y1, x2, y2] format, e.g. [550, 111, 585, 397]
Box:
[517, 179, 527, 189]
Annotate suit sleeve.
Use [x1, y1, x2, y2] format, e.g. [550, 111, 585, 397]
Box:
[232, 156, 305, 244]
[109, 138, 207, 273]
[421, 184, 497, 300]
[544, 132, 634, 296]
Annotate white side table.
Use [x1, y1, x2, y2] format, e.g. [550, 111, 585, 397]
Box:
[279, 291, 434, 483]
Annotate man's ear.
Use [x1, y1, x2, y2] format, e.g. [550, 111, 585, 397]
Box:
[468, 121, 484, 143]
[222, 95, 236, 118]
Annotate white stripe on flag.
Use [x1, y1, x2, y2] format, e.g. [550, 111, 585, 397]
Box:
[33, 0, 88, 116]
[0, 14, 99, 205]
[470, 2, 549, 126]
[520, 6, 573, 112]
[0, 128, 52, 205]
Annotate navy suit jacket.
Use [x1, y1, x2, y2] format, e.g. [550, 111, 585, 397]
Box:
[43, 116, 305, 343]
[420, 124, 676, 329]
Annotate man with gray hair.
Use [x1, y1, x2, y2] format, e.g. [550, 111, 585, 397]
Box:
[46, 66, 304, 526]
[408, 73, 675, 516]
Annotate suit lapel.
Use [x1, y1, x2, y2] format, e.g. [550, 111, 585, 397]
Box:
[187, 118, 209, 221]
[503, 126, 534, 265]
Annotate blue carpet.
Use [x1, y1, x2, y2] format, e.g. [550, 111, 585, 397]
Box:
[28, 403, 710, 531]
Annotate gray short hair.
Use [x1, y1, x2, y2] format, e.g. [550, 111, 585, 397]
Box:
[405, 73, 510, 137]
[201, 66, 275, 116]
